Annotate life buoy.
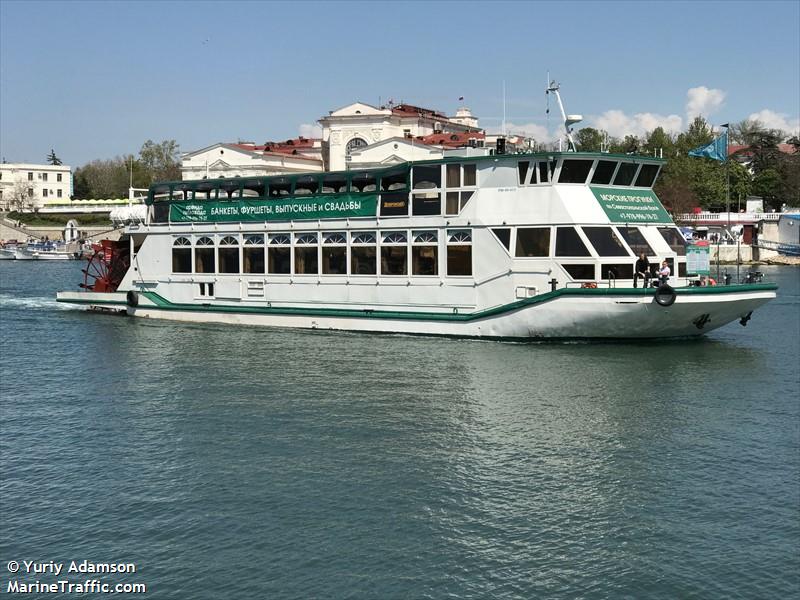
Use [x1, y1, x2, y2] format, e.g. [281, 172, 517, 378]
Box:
[654, 284, 677, 307]
[581, 282, 598, 289]
[126, 290, 139, 307]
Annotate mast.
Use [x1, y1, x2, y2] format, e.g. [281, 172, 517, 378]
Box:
[546, 80, 582, 151]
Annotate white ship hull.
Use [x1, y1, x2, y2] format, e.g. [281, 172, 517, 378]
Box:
[57, 286, 775, 339]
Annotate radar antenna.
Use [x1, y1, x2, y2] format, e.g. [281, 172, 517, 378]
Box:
[546, 80, 582, 151]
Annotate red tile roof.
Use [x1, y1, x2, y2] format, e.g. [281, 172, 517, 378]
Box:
[391, 104, 448, 119]
[416, 131, 486, 148]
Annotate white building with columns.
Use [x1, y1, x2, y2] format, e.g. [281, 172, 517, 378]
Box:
[0, 162, 72, 210]
[319, 102, 482, 171]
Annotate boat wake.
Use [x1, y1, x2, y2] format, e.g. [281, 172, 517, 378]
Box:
[0, 293, 78, 311]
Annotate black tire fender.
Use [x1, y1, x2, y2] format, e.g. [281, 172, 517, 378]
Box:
[654, 284, 677, 307]
[126, 290, 139, 308]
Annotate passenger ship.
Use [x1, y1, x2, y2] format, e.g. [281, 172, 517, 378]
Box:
[57, 115, 776, 340]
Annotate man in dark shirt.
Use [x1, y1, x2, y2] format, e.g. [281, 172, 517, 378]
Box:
[634, 253, 650, 288]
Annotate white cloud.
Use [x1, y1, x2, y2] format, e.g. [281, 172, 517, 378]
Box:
[686, 86, 726, 120]
[501, 122, 556, 142]
[298, 122, 322, 138]
[590, 110, 683, 139]
[747, 109, 800, 135]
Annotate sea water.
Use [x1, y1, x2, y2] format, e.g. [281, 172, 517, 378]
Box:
[1, 262, 798, 598]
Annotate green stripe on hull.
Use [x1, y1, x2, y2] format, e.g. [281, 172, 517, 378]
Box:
[133, 283, 778, 323]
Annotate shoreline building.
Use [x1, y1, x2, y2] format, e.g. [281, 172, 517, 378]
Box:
[0, 162, 72, 211]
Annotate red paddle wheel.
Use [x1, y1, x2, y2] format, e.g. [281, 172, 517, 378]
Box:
[80, 239, 130, 293]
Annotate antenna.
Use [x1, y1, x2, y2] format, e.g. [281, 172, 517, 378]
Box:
[502, 80, 507, 137]
[546, 79, 582, 152]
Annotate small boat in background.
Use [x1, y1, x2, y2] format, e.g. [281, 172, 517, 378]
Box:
[14, 240, 78, 260]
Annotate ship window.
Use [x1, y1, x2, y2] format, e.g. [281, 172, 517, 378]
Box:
[351, 231, 376, 275]
[537, 161, 549, 183]
[601, 263, 634, 279]
[321, 174, 348, 194]
[351, 172, 377, 193]
[294, 175, 319, 196]
[612, 162, 638, 186]
[380, 191, 409, 216]
[218, 236, 239, 274]
[658, 227, 687, 256]
[562, 264, 595, 280]
[634, 164, 660, 187]
[322, 232, 347, 274]
[617, 227, 655, 256]
[445, 192, 459, 215]
[412, 165, 441, 189]
[557, 159, 593, 184]
[446, 164, 461, 188]
[295, 233, 318, 244]
[491, 228, 511, 251]
[172, 237, 192, 273]
[268, 234, 290, 274]
[463, 164, 477, 186]
[555, 227, 591, 257]
[195, 237, 215, 273]
[678, 261, 687, 277]
[582, 227, 630, 257]
[269, 234, 291, 245]
[294, 233, 319, 274]
[381, 168, 408, 191]
[323, 232, 347, 245]
[242, 179, 266, 197]
[381, 231, 407, 276]
[193, 180, 216, 200]
[173, 183, 193, 201]
[517, 161, 529, 185]
[447, 229, 472, 276]
[515, 227, 550, 257]
[412, 193, 441, 216]
[243, 235, 265, 273]
[219, 179, 242, 199]
[591, 160, 617, 185]
[268, 177, 293, 197]
[412, 230, 438, 276]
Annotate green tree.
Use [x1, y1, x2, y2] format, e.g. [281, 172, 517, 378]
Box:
[46, 149, 62, 165]
[643, 127, 674, 157]
[574, 127, 604, 152]
[752, 168, 783, 208]
[139, 139, 181, 184]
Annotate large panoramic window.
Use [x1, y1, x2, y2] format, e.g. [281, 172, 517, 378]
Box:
[515, 227, 551, 257]
[612, 163, 638, 186]
[322, 232, 347, 274]
[591, 160, 617, 185]
[582, 227, 630, 257]
[268, 234, 291, 274]
[557, 159, 593, 184]
[195, 236, 215, 273]
[412, 231, 438, 276]
[412, 165, 441, 189]
[380, 168, 408, 192]
[294, 175, 319, 196]
[601, 263, 634, 279]
[172, 236, 192, 273]
[218, 235, 240, 274]
[351, 232, 377, 275]
[243, 235, 265, 273]
[447, 230, 472, 277]
[617, 226, 655, 256]
[294, 233, 319, 275]
[555, 227, 591, 257]
[351, 172, 377, 193]
[658, 227, 687, 256]
[268, 177, 293, 197]
[634, 164, 660, 187]
[321, 174, 348, 194]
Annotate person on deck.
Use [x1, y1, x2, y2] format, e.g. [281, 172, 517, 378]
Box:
[634, 253, 650, 288]
[659, 260, 671, 284]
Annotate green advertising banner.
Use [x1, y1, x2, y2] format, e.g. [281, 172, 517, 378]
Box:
[686, 241, 711, 275]
[169, 194, 378, 223]
[589, 186, 673, 224]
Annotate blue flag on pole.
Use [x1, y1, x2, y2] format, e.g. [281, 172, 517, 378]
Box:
[689, 130, 728, 161]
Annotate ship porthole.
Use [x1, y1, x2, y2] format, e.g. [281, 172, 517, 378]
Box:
[654, 284, 676, 307]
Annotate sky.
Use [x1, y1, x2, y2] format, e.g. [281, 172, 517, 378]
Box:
[1, 0, 798, 167]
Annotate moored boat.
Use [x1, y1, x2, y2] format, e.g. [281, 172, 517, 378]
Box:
[56, 86, 777, 339]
